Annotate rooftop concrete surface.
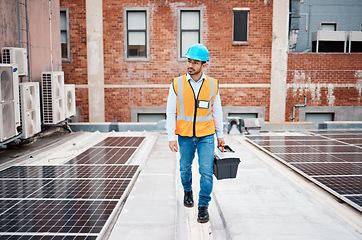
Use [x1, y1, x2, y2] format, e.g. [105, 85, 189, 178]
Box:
[0, 127, 361, 239]
[107, 130, 361, 240]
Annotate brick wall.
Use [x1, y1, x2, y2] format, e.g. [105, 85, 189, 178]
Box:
[61, 0, 274, 122]
[287, 53, 362, 121]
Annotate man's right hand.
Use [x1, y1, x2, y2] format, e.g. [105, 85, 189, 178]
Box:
[169, 140, 179, 152]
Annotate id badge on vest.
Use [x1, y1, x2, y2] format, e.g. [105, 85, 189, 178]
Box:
[198, 100, 210, 109]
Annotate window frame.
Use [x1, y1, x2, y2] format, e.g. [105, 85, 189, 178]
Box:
[124, 7, 150, 62]
[320, 22, 337, 31]
[60, 8, 71, 62]
[232, 7, 250, 45]
[178, 8, 203, 61]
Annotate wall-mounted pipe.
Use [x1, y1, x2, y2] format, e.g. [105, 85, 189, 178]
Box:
[290, 95, 307, 122]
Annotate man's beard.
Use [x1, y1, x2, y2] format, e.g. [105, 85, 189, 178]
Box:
[188, 68, 202, 75]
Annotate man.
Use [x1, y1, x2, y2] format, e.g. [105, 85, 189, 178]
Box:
[166, 43, 225, 223]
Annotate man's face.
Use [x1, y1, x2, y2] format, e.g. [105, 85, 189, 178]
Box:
[187, 58, 204, 76]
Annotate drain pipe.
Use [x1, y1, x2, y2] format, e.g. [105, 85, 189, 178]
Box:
[290, 95, 307, 122]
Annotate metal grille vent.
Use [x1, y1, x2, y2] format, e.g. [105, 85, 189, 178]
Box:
[2, 49, 11, 64]
[41, 72, 65, 124]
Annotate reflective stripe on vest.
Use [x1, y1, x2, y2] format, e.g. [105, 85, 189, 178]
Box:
[173, 74, 218, 137]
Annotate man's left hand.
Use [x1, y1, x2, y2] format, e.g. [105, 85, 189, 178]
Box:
[217, 138, 225, 148]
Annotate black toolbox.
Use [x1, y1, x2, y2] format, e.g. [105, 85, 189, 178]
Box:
[213, 145, 240, 180]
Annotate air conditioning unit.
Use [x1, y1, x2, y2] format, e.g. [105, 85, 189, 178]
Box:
[41, 71, 65, 124]
[64, 84, 76, 118]
[19, 82, 41, 139]
[2, 47, 28, 76]
[0, 64, 20, 142]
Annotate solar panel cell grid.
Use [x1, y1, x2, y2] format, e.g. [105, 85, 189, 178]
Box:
[0, 236, 97, 240]
[0, 165, 139, 179]
[309, 145, 362, 153]
[313, 176, 362, 195]
[65, 148, 137, 165]
[294, 140, 346, 146]
[335, 139, 362, 144]
[247, 132, 362, 211]
[0, 200, 118, 234]
[345, 196, 362, 207]
[263, 146, 322, 153]
[274, 153, 343, 163]
[28, 179, 130, 199]
[95, 137, 144, 147]
[0, 179, 53, 198]
[320, 134, 361, 138]
[291, 162, 362, 176]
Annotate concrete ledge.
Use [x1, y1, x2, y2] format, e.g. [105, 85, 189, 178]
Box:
[69, 121, 362, 133]
[69, 120, 167, 132]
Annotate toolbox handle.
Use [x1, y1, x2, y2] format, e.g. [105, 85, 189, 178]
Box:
[217, 145, 234, 153]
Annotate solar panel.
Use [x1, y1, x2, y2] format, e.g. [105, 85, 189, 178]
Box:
[0, 199, 117, 234]
[0, 165, 139, 179]
[0, 179, 53, 198]
[262, 146, 322, 153]
[95, 137, 144, 147]
[313, 176, 362, 195]
[334, 138, 362, 145]
[246, 131, 362, 212]
[309, 145, 362, 153]
[0, 179, 130, 200]
[250, 140, 303, 146]
[291, 162, 362, 176]
[0, 134, 145, 239]
[274, 153, 344, 163]
[28, 179, 131, 199]
[294, 140, 346, 146]
[65, 147, 137, 165]
[344, 196, 362, 208]
[0, 235, 97, 240]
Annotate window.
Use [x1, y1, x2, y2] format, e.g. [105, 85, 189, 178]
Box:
[137, 113, 166, 122]
[233, 8, 249, 43]
[125, 9, 148, 60]
[180, 10, 201, 59]
[305, 113, 334, 123]
[60, 9, 70, 61]
[321, 23, 337, 31]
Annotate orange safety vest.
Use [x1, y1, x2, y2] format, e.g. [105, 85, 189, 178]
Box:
[173, 74, 219, 137]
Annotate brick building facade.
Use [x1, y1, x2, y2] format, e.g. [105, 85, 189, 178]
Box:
[61, 0, 274, 123]
[60, 0, 361, 123]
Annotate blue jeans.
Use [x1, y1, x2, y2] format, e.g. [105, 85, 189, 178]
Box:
[178, 134, 215, 207]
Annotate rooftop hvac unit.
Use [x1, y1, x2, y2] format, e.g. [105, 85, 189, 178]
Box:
[64, 84, 76, 118]
[0, 64, 20, 141]
[2, 47, 28, 76]
[41, 71, 65, 124]
[19, 82, 41, 139]
[312, 31, 348, 53]
[348, 31, 362, 53]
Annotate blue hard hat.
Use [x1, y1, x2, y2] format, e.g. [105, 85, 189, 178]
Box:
[184, 43, 210, 62]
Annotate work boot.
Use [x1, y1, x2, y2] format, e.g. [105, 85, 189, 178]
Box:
[183, 190, 194, 207]
[197, 206, 209, 223]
